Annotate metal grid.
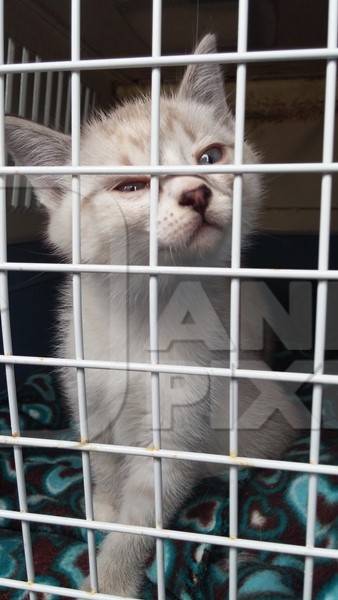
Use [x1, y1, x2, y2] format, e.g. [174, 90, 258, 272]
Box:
[4, 36, 95, 209]
[0, 0, 336, 599]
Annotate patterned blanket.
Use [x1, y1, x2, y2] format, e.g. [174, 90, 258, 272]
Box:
[0, 372, 337, 599]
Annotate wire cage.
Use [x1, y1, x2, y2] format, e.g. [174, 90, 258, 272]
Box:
[0, 1, 337, 599]
[4, 36, 95, 209]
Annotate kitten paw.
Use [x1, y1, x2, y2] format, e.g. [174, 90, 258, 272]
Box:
[81, 574, 138, 598]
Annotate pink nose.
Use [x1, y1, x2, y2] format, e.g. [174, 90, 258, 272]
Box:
[179, 184, 211, 216]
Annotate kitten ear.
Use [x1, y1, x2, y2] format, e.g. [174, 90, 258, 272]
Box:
[5, 116, 71, 208]
[178, 33, 228, 121]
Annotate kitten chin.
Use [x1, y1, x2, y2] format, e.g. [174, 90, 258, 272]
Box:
[5, 32, 301, 599]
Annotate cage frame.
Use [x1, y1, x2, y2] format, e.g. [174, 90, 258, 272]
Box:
[0, 0, 337, 599]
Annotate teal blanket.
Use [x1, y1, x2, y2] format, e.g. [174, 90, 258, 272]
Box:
[0, 372, 337, 599]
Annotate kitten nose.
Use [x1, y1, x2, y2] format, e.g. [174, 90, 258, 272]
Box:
[179, 184, 211, 216]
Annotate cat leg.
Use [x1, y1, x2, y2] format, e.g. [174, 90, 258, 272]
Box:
[91, 452, 121, 522]
[93, 489, 118, 522]
[82, 456, 197, 597]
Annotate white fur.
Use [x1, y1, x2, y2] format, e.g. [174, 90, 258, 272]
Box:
[6, 34, 302, 598]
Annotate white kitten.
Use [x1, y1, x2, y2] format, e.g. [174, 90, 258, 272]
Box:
[6, 34, 302, 598]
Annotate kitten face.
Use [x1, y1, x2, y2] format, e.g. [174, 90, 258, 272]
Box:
[63, 97, 235, 265]
[5, 34, 261, 267]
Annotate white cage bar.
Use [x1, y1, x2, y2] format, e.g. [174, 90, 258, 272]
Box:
[0, 0, 337, 599]
[0, 433, 337, 476]
[4, 37, 95, 209]
[4, 38, 14, 114]
[23, 56, 41, 208]
[303, 1, 338, 599]
[11, 45, 28, 209]
[1, 47, 338, 74]
[149, 0, 166, 597]
[0, 507, 337, 559]
[1, 162, 338, 175]
[228, 1, 249, 597]
[3, 262, 338, 279]
[0, 3, 36, 600]
[2, 353, 338, 385]
[70, 0, 98, 593]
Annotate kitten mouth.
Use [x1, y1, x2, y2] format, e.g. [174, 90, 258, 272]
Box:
[187, 218, 223, 246]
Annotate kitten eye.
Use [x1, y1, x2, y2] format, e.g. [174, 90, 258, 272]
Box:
[116, 180, 149, 193]
[198, 146, 224, 165]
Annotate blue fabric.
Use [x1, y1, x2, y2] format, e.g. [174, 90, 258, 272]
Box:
[0, 372, 337, 599]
